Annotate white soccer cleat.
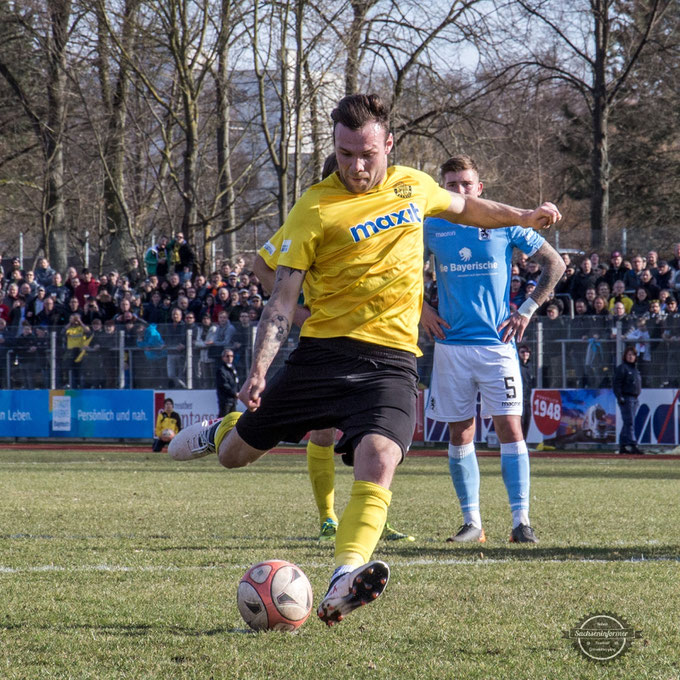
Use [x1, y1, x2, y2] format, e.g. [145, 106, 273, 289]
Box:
[168, 419, 220, 461]
[317, 560, 390, 627]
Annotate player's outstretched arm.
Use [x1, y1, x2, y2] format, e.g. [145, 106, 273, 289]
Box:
[437, 193, 561, 231]
[498, 241, 566, 343]
[238, 265, 305, 411]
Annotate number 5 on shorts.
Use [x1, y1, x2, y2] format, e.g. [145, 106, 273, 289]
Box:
[504, 376, 516, 399]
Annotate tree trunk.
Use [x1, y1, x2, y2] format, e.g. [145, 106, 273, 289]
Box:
[97, 0, 137, 271]
[44, 0, 71, 273]
[590, 0, 610, 249]
[216, 26, 237, 262]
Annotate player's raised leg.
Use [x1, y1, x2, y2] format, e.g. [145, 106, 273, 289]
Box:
[317, 433, 397, 627]
[168, 411, 242, 461]
[168, 411, 269, 469]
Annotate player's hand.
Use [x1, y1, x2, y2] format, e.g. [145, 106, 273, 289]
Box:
[498, 311, 530, 343]
[523, 202, 561, 230]
[420, 301, 450, 341]
[238, 374, 266, 411]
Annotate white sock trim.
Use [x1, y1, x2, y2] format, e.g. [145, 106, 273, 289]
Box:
[512, 509, 530, 528]
[448, 442, 476, 459]
[463, 510, 482, 529]
[500, 440, 528, 456]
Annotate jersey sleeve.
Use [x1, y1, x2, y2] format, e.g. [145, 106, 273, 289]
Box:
[422, 174, 453, 217]
[508, 225, 545, 257]
[277, 190, 323, 271]
[257, 227, 284, 271]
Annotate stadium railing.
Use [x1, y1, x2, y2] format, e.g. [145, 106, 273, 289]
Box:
[1, 319, 677, 391]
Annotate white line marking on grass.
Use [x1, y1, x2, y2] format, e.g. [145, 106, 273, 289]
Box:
[2, 555, 680, 575]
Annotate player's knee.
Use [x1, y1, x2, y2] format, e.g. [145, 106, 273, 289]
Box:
[309, 428, 335, 447]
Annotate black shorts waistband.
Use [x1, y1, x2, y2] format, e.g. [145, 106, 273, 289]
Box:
[296, 336, 417, 370]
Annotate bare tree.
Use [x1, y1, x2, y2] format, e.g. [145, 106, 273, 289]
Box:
[488, 0, 672, 248]
[0, 0, 73, 271]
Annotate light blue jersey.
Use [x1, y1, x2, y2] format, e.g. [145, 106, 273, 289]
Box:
[424, 219, 544, 345]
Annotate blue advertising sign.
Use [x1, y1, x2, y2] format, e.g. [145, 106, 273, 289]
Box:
[0, 390, 50, 437]
[49, 390, 155, 438]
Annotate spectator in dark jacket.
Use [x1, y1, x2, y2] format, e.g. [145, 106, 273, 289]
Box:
[623, 255, 645, 291]
[570, 258, 599, 301]
[604, 251, 628, 288]
[216, 348, 239, 416]
[613, 346, 643, 454]
[637, 269, 660, 301]
[655, 261, 674, 290]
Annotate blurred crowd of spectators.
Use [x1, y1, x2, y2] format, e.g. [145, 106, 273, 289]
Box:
[0, 234, 264, 389]
[3, 237, 680, 391]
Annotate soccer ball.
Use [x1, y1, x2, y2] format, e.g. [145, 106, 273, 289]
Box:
[237, 560, 313, 632]
[160, 428, 175, 442]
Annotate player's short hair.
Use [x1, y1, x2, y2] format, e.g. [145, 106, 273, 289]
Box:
[440, 154, 479, 180]
[331, 94, 390, 138]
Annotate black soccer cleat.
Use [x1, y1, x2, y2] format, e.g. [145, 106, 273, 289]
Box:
[510, 523, 539, 544]
[446, 523, 486, 543]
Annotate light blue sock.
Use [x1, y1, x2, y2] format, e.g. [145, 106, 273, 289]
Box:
[500, 440, 530, 528]
[448, 443, 481, 527]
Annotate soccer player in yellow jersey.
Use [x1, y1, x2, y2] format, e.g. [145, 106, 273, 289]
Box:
[170, 93, 561, 626]
[253, 183, 414, 545]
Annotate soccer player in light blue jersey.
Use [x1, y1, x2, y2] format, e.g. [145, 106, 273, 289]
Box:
[422, 155, 565, 544]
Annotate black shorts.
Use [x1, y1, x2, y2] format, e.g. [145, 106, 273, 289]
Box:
[235, 337, 418, 463]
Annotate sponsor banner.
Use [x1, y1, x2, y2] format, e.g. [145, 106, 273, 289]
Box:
[631, 388, 680, 446]
[0, 390, 50, 437]
[48, 390, 154, 438]
[529, 389, 617, 447]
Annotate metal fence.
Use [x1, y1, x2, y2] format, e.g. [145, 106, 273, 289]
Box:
[2, 318, 679, 391]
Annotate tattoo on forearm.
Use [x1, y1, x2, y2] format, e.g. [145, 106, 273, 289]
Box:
[254, 312, 291, 366]
[531, 245, 567, 305]
[249, 265, 304, 373]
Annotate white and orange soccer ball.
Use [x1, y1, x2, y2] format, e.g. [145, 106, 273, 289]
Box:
[237, 560, 313, 632]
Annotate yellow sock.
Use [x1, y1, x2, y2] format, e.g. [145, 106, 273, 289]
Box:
[307, 441, 337, 525]
[335, 481, 392, 568]
[214, 411, 242, 451]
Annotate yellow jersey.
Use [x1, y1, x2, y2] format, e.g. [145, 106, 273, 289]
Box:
[262, 165, 451, 355]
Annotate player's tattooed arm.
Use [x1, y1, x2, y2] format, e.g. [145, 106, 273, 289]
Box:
[528, 242, 566, 306]
[498, 242, 565, 343]
[239, 265, 306, 411]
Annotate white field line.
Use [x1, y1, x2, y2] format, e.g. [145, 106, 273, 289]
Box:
[1, 555, 680, 575]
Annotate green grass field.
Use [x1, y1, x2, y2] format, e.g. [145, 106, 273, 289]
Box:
[1, 448, 679, 679]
